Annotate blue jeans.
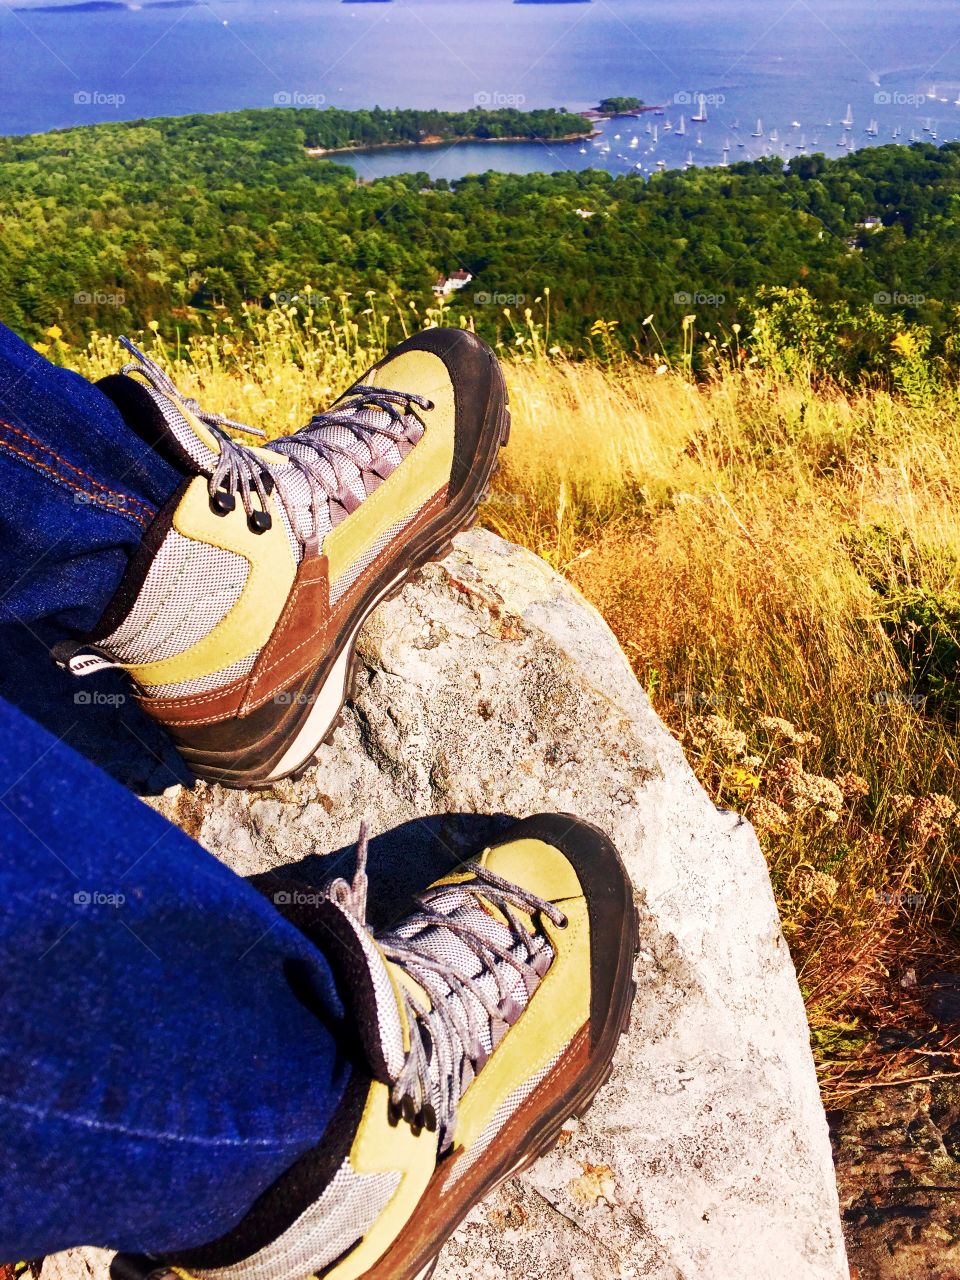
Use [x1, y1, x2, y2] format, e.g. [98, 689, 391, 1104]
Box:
[0, 324, 351, 1258]
[0, 322, 187, 785]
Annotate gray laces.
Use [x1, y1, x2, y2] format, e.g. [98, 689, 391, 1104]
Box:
[326, 826, 565, 1153]
[119, 336, 265, 437]
[119, 337, 433, 551]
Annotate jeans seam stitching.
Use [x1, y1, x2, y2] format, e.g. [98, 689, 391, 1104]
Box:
[0, 419, 156, 523]
[0, 436, 152, 530]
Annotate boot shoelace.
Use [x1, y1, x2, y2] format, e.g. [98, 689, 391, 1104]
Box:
[325, 826, 566, 1153]
[119, 337, 434, 552]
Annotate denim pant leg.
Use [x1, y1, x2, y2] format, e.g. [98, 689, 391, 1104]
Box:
[0, 696, 352, 1259]
[0, 322, 182, 764]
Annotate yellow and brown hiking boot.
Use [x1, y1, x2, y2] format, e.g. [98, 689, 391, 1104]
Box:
[110, 813, 638, 1280]
[53, 330, 509, 787]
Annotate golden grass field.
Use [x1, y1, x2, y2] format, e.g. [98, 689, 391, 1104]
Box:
[55, 298, 960, 1104]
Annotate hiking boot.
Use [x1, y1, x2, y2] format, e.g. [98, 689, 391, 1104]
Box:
[110, 813, 638, 1280]
[54, 330, 509, 788]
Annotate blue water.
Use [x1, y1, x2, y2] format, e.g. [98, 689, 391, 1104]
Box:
[2, 0, 960, 178]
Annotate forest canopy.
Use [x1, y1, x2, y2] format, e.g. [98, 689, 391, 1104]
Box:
[1, 106, 959, 369]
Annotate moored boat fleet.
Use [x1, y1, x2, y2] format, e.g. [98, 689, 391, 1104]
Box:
[581, 86, 959, 177]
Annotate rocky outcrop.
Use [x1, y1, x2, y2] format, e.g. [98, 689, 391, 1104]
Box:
[43, 530, 848, 1280]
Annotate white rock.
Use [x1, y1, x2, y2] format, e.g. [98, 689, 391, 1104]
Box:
[47, 529, 847, 1279]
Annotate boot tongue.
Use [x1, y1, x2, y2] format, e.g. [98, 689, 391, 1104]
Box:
[317, 881, 547, 1098]
[314, 893, 413, 1085]
[97, 373, 222, 475]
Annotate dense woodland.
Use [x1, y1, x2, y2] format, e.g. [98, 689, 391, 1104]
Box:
[295, 105, 592, 150]
[3, 106, 960, 377]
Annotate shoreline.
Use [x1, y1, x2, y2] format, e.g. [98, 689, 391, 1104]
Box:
[306, 129, 599, 157]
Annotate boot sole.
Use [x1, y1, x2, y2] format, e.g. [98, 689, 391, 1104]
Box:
[176, 352, 511, 789]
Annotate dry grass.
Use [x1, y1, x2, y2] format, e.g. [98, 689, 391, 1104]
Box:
[52, 305, 960, 1099]
[490, 358, 960, 1099]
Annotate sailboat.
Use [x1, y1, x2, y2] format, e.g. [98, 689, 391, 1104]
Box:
[630, 135, 639, 149]
[752, 118, 763, 138]
[663, 119, 673, 132]
[796, 134, 807, 151]
[866, 119, 878, 136]
[652, 125, 659, 144]
[842, 104, 854, 128]
[684, 151, 695, 170]
[954, 92, 960, 107]
[769, 127, 780, 143]
[731, 119, 740, 131]
[691, 94, 708, 123]
[696, 130, 703, 146]
[676, 115, 687, 137]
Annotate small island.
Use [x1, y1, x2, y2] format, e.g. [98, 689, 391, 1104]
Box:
[579, 96, 655, 124]
[16, 0, 196, 10]
[301, 106, 595, 156]
[598, 96, 645, 115]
